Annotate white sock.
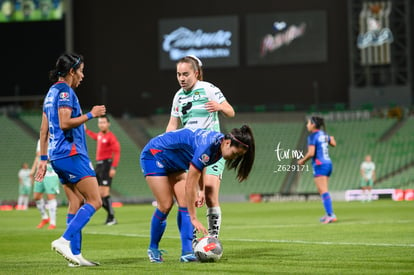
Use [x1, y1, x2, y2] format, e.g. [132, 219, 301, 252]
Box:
[48, 199, 57, 226]
[207, 206, 221, 238]
[36, 199, 49, 219]
[18, 195, 24, 206]
[23, 196, 29, 209]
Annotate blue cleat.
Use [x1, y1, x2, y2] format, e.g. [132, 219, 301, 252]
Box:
[180, 253, 198, 262]
[147, 248, 165, 263]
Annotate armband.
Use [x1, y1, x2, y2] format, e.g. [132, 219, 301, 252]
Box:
[111, 167, 116, 170]
[86, 112, 94, 120]
[40, 155, 48, 161]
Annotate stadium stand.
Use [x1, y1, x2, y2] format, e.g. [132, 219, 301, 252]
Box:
[1, 111, 414, 204]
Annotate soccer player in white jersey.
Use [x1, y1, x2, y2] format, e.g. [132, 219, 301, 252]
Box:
[31, 139, 60, 229]
[166, 55, 235, 241]
[360, 155, 376, 202]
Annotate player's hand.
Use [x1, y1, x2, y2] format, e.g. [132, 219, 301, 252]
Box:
[298, 159, 305, 165]
[192, 218, 208, 236]
[195, 190, 205, 207]
[90, 105, 106, 118]
[109, 167, 116, 178]
[34, 161, 47, 182]
[204, 101, 220, 113]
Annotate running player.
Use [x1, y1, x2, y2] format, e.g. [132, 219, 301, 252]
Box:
[298, 116, 337, 224]
[31, 139, 60, 229]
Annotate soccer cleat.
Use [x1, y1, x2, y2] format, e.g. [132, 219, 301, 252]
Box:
[147, 248, 165, 263]
[105, 218, 117, 226]
[51, 237, 80, 266]
[37, 218, 50, 229]
[320, 214, 337, 224]
[180, 253, 198, 262]
[68, 254, 100, 267]
[47, 224, 56, 230]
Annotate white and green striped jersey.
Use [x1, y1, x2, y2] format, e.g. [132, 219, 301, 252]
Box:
[171, 81, 226, 131]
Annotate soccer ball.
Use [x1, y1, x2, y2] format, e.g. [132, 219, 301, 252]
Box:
[194, 236, 223, 262]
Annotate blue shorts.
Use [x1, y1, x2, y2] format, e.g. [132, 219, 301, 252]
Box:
[51, 154, 96, 184]
[312, 163, 332, 177]
[140, 153, 169, 177]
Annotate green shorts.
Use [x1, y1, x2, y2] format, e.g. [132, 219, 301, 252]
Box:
[205, 157, 225, 178]
[360, 178, 374, 187]
[19, 185, 31, 195]
[33, 175, 60, 195]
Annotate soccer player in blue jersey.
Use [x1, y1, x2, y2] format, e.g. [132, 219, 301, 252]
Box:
[298, 116, 337, 224]
[140, 125, 255, 263]
[35, 53, 106, 266]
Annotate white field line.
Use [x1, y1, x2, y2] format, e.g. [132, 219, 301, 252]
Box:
[86, 231, 414, 248]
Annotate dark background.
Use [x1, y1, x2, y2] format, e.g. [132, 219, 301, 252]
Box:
[0, 0, 400, 116]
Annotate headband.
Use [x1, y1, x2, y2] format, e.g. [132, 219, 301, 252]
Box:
[229, 133, 249, 148]
[187, 55, 203, 67]
[72, 57, 81, 68]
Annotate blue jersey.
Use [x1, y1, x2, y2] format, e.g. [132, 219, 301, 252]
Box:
[307, 130, 331, 166]
[43, 81, 89, 161]
[141, 128, 224, 172]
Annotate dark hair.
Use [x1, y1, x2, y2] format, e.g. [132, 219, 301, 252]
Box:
[310, 116, 326, 131]
[49, 53, 84, 82]
[99, 115, 110, 122]
[177, 56, 204, 81]
[224, 125, 255, 182]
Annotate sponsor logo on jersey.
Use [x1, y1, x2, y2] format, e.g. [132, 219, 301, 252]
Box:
[199, 154, 210, 165]
[59, 92, 69, 100]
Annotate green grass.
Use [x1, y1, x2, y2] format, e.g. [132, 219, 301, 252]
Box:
[0, 200, 413, 274]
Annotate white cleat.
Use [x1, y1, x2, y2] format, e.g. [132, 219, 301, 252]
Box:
[68, 254, 100, 267]
[51, 237, 80, 266]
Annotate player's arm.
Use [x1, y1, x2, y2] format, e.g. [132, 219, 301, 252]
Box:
[166, 116, 181, 132]
[30, 152, 39, 177]
[85, 128, 98, 140]
[58, 105, 106, 130]
[205, 100, 235, 118]
[185, 164, 208, 235]
[329, 136, 336, 147]
[35, 113, 49, 182]
[298, 145, 315, 165]
[110, 135, 121, 178]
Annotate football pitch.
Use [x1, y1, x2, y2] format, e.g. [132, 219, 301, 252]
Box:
[0, 200, 413, 274]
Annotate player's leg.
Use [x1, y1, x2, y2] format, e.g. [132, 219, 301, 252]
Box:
[204, 159, 225, 238]
[172, 172, 197, 262]
[44, 175, 60, 229]
[50, 155, 101, 266]
[315, 176, 334, 221]
[33, 181, 50, 227]
[146, 175, 175, 262]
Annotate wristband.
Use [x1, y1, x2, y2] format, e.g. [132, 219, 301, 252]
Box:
[86, 112, 94, 120]
[40, 155, 48, 161]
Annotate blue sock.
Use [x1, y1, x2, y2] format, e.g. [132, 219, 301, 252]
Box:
[321, 192, 334, 216]
[149, 208, 168, 249]
[177, 207, 194, 255]
[67, 213, 81, 255]
[63, 203, 95, 241]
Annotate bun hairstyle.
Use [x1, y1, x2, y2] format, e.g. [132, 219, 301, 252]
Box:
[177, 55, 204, 81]
[225, 125, 255, 182]
[49, 53, 84, 82]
